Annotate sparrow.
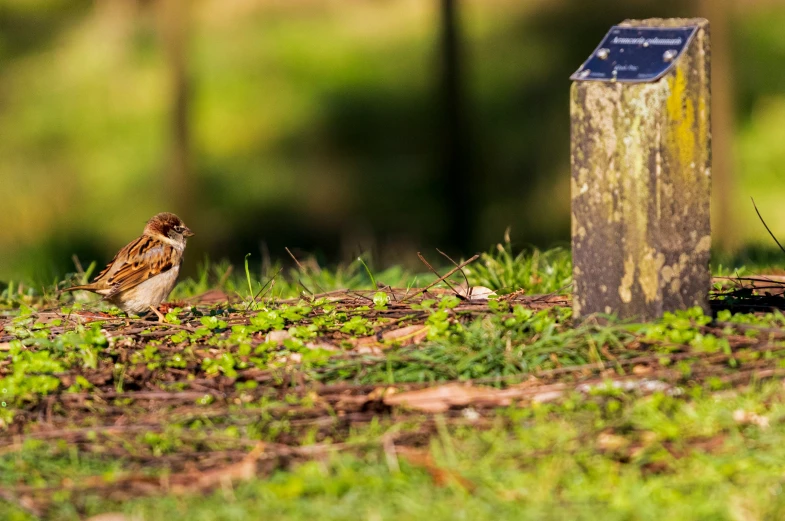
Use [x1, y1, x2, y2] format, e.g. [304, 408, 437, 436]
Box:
[64, 212, 194, 320]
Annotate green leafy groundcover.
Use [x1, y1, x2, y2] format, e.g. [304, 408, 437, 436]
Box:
[2, 244, 785, 520]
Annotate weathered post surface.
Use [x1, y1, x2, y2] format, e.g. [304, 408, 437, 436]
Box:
[570, 18, 711, 321]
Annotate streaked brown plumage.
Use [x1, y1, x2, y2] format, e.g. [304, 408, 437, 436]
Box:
[64, 212, 193, 317]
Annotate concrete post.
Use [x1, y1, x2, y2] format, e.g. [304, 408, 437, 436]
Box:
[570, 18, 711, 320]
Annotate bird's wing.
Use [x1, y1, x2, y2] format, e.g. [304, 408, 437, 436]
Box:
[94, 235, 179, 297]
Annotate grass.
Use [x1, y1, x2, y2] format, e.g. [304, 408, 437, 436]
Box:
[2, 241, 785, 520]
[4, 382, 785, 520]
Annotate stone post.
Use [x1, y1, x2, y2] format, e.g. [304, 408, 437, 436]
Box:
[570, 18, 711, 320]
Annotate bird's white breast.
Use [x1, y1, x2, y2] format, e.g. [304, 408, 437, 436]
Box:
[112, 266, 180, 315]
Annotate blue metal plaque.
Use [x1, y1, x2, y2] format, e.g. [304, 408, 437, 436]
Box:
[571, 25, 698, 83]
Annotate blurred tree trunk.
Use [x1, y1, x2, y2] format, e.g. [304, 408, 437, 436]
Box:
[696, 0, 739, 251]
[439, 0, 472, 255]
[157, 0, 193, 221]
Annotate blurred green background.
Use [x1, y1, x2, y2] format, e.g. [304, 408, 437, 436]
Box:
[1, 0, 784, 282]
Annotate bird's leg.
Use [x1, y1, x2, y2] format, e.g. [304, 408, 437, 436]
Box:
[149, 306, 167, 323]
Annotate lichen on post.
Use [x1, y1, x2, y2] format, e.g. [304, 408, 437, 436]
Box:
[570, 18, 711, 321]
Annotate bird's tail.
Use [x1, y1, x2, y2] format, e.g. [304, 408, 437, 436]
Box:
[62, 284, 98, 293]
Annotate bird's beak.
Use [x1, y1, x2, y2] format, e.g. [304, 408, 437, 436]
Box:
[183, 227, 195, 238]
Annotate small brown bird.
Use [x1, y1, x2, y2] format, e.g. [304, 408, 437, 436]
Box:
[64, 212, 193, 320]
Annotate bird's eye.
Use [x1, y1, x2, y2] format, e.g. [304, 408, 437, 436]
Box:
[174, 225, 183, 232]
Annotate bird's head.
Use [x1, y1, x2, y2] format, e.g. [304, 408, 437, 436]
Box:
[144, 212, 194, 244]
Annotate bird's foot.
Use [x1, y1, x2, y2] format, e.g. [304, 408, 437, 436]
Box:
[149, 305, 167, 323]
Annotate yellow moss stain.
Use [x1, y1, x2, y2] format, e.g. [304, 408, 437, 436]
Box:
[659, 252, 696, 296]
[638, 248, 665, 303]
[618, 86, 652, 234]
[666, 67, 697, 181]
[571, 211, 587, 240]
[695, 235, 711, 253]
[618, 256, 635, 304]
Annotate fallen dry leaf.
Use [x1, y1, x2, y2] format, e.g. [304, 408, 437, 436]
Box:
[350, 335, 381, 350]
[733, 409, 769, 429]
[451, 283, 496, 301]
[304, 342, 338, 351]
[530, 389, 564, 403]
[274, 352, 302, 364]
[384, 383, 510, 413]
[266, 330, 292, 344]
[349, 326, 429, 352]
[466, 286, 496, 301]
[382, 325, 428, 346]
[383, 381, 569, 413]
[356, 347, 383, 355]
[366, 386, 397, 401]
[597, 431, 630, 451]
